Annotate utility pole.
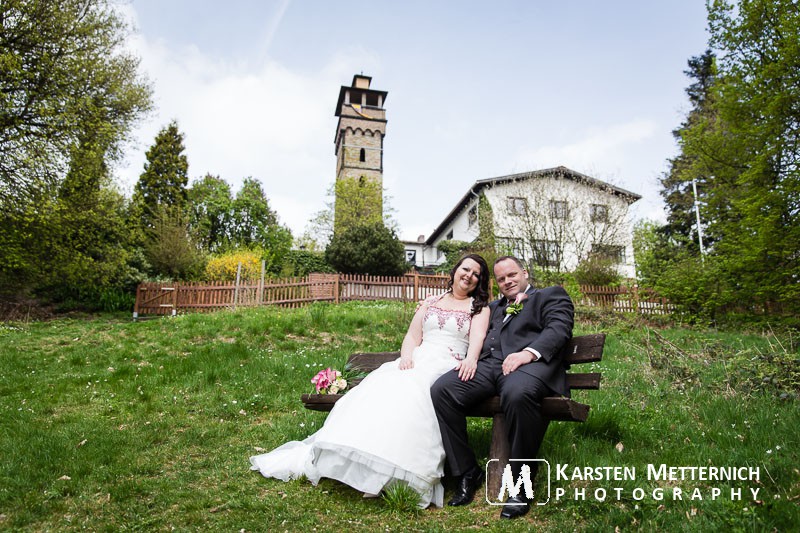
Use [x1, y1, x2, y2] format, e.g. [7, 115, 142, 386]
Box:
[692, 178, 706, 263]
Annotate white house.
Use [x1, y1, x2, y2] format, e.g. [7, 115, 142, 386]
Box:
[403, 166, 641, 278]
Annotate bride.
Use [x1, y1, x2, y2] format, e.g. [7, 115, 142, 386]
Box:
[250, 254, 491, 508]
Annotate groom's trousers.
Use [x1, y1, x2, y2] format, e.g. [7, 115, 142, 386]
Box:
[431, 356, 551, 480]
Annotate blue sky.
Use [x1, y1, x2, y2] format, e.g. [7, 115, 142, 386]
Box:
[119, 0, 710, 241]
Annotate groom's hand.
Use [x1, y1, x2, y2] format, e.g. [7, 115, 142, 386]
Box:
[502, 351, 534, 375]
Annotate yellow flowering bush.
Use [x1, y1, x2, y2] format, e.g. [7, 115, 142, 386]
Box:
[205, 250, 263, 281]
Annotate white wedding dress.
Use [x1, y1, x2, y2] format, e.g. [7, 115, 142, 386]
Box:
[249, 295, 473, 508]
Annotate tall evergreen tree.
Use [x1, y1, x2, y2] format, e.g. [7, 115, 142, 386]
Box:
[660, 50, 718, 249]
[130, 122, 199, 279]
[131, 121, 189, 230]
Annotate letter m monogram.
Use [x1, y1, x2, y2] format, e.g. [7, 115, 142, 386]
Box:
[497, 463, 534, 502]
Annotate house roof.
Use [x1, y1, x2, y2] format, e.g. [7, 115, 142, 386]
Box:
[426, 166, 642, 245]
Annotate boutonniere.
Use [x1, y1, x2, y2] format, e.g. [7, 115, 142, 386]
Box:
[505, 292, 529, 316]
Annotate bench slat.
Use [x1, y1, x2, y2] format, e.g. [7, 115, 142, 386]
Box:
[566, 372, 601, 390]
[301, 393, 590, 422]
[542, 397, 590, 422]
[347, 364, 601, 392]
[561, 333, 606, 365]
[346, 352, 398, 372]
[301, 393, 340, 412]
[346, 333, 606, 373]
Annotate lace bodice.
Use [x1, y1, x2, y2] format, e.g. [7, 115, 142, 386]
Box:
[419, 295, 472, 361]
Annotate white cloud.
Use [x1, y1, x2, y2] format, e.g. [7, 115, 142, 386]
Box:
[116, 8, 379, 236]
[514, 119, 658, 178]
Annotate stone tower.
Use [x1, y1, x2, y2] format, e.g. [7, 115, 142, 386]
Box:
[333, 74, 387, 233]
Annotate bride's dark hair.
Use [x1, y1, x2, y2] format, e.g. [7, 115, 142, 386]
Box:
[446, 253, 490, 315]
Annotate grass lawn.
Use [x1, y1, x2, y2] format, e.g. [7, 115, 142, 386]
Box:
[0, 302, 798, 531]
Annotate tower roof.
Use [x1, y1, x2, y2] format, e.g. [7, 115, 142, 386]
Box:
[335, 74, 388, 116]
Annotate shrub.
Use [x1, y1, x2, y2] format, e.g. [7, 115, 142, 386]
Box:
[143, 206, 207, 280]
[325, 223, 407, 276]
[280, 250, 334, 277]
[532, 268, 584, 303]
[98, 288, 136, 312]
[205, 250, 263, 281]
[573, 256, 623, 287]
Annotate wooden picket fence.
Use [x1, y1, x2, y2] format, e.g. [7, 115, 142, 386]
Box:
[580, 284, 674, 316]
[133, 272, 451, 318]
[133, 274, 672, 318]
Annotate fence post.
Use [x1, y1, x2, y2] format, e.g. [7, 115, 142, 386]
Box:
[133, 284, 141, 321]
[413, 272, 419, 302]
[633, 284, 640, 315]
[234, 262, 242, 310]
[171, 283, 178, 316]
[258, 260, 265, 306]
[334, 273, 340, 304]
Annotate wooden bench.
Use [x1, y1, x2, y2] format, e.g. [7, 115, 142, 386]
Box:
[302, 332, 606, 496]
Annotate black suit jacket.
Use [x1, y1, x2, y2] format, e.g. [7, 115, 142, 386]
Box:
[480, 285, 574, 396]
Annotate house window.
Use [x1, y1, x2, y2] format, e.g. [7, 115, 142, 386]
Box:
[506, 197, 528, 216]
[405, 250, 417, 263]
[590, 204, 609, 223]
[468, 205, 478, 227]
[359, 148, 366, 162]
[592, 244, 625, 264]
[446, 229, 454, 240]
[532, 240, 560, 268]
[550, 200, 568, 219]
[497, 238, 527, 259]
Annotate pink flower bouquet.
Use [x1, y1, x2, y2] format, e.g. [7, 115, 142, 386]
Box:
[311, 367, 348, 394]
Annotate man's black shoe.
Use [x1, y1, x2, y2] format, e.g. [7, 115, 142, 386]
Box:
[499, 495, 531, 519]
[447, 466, 485, 506]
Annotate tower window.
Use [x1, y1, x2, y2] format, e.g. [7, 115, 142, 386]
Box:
[359, 148, 366, 162]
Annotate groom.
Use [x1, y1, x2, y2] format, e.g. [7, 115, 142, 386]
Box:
[431, 255, 574, 519]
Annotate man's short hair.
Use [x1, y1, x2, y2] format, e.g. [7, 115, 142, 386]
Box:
[493, 255, 526, 271]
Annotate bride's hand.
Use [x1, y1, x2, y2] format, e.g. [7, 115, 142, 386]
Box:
[456, 356, 478, 381]
[398, 355, 414, 370]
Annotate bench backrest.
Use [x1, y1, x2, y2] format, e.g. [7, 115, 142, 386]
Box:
[346, 333, 605, 393]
